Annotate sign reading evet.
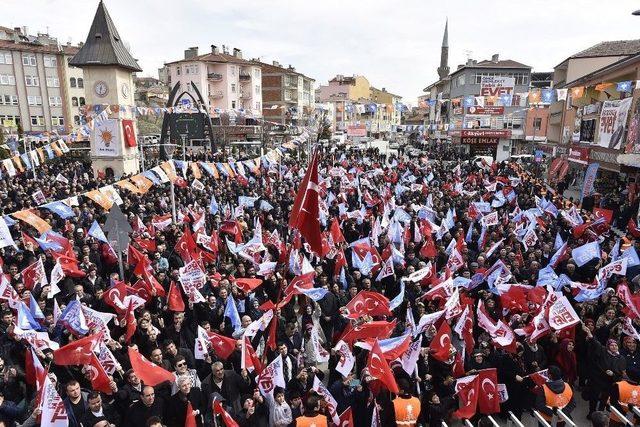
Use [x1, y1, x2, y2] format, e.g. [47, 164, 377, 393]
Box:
[480, 76, 516, 97]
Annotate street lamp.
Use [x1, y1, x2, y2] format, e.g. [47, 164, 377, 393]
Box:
[165, 142, 177, 223]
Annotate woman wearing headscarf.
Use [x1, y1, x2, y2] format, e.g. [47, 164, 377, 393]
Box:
[582, 323, 626, 418]
[555, 338, 578, 385]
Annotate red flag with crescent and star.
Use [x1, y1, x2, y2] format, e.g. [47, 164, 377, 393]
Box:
[344, 290, 392, 319]
[453, 374, 480, 419]
[128, 347, 175, 386]
[288, 148, 323, 255]
[430, 320, 452, 362]
[122, 119, 136, 147]
[366, 340, 399, 394]
[477, 368, 501, 414]
[207, 331, 237, 360]
[53, 333, 103, 366]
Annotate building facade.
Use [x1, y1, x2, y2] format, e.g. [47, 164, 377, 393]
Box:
[165, 45, 262, 118]
[256, 60, 315, 125]
[0, 26, 85, 137]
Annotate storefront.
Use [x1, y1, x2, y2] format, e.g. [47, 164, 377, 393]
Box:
[458, 129, 512, 160]
[567, 145, 590, 187]
[589, 146, 627, 195]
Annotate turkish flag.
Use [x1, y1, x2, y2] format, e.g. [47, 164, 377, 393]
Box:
[124, 300, 137, 343]
[266, 312, 278, 351]
[128, 347, 174, 386]
[53, 333, 102, 366]
[102, 280, 127, 313]
[207, 331, 237, 359]
[288, 148, 323, 255]
[340, 320, 396, 345]
[367, 340, 399, 394]
[220, 221, 244, 244]
[420, 235, 437, 258]
[352, 242, 382, 274]
[167, 281, 185, 312]
[242, 337, 263, 375]
[477, 368, 501, 414]
[134, 237, 156, 252]
[344, 290, 392, 319]
[330, 218, 346, 244]
[21, 259, 47, 290]
[234, 278, 263, 294]
[593, 207, 613, 224]
[338, 408, 353, 427]
[87, 354, 113, 394]
[430, 320, 452, 362]
[51, 252, 86, 278]
[528, 369, 550, 386]
[628, 219, 640, 238]
[213, 400, 239, 427]
[21, 232, 39, 251]
[453, 375, 480, 419]
[122, 119, 136, 147]
[185, 401, 197, 427]
[175, 227, 199, 263]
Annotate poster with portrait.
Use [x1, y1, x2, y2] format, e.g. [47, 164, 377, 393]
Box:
[597, 98, 632, 150]
[92, 119, 121, 157]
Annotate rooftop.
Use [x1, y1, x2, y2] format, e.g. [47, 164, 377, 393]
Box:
[0, 38, 78, 56]
[570, 39, 640, 58]
[253, 60, 314, 80]
[69, 0, 142, 72]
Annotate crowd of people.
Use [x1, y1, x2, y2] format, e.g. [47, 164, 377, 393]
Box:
[0, 134, 639, 427]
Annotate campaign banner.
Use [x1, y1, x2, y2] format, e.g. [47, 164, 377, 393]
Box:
[597, 98, 632, 149]
[480, 76, 515, 97]
[548, 296, 580, 331]
[92, 119, 121, 157]
[346, 125, 367, 137]
[580, 162, 599, 203]
[467, 106, 504, 115]
[178, 261, 207, 302]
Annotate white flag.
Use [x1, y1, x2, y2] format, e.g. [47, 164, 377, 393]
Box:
[376, 256, 394, 281]
[312, 376, 340, 425]
[0, 216, 17, 249]
[547, 296, 580, 331]
[40, 374, 69, 427]
[257, 354, 285, 402]
[195, 326, 209, 360]
[48, 261, 64, 298]
[311, 326, 330, 363]
[399, 335, 422, 375]
[332, 340, 355, 378]
[192, 179, 205, 191]
[55, 173, 69, 184]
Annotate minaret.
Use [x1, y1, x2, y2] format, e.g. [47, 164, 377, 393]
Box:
[70, 0, 142, 179]
[437, 19, 450, 79]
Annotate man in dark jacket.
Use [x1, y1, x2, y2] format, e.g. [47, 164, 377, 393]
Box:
[200, 362, 252, 414]
[80, 391, 121, 427]
[124, 386, 164, 426]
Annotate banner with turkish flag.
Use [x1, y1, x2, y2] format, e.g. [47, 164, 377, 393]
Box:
[431, 320, 452, 362]
[53, 333, 102, 366]
[207, 331, 237, 359]
[477, 368, 501, 414]
[367, 340, 399, 394]
[288, 148, 323, 255]
[344, 290, 392, 319]
[592, 207, 613, 224]
[340, 320, 396, 344]
[167, 281, 186, 312]
[128, 347, 174, 386]
[122, 119, 136, 147]
[86, 354, 113, 394]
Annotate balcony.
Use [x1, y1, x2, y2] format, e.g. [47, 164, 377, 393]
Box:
[240, 91, 252, 99]
[210, 90, 224, 99]
[285, 78, 298, 88]
[239, 73, 251, 82]
[208, 73, 223, 81]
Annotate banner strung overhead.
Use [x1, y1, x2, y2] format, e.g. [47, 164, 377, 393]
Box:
[92, 119, 121, 157]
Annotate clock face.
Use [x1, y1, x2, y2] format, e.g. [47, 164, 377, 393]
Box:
[94, 81, 109, 98]
[121, 83, 130, 99]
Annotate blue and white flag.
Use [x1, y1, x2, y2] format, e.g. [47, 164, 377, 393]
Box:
[616, 81, 633, 93]
[29, 294, 45, 320]
[580, 163, 599, 203]
[294, 286, 328, 302]
[259, 200, 273, 211]
[622, 246, 640, 268]
[610, 239, 621, 262]
[537, 265, 559, 288]
[34, 233, 64, 252]
[56, 300, 89, 335]
[88, 221, 108, 243]
[17, 301, 42, 331]
[42, 201, 75, 219]
[199, 162, 216, 177]
[209, 194, 219, 215]
[554, 232, 564, 251]
[224, 296, 241, 332]
[143, 170, 161, 185]
[571, 240, 601, 267]
[389, 281, 405, 311]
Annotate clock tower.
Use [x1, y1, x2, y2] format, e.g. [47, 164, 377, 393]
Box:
[70, 0, 142, 178]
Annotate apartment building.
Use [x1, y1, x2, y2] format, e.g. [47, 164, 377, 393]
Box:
[256, 60, 315, 125]
[0, 26, 85, 137]
[165, 45, 262, 118]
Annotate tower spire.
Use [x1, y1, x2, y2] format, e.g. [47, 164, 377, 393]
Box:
[437, 19, 450, 79]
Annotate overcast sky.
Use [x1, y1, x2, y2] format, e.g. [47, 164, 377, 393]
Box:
[4, 0, 640, 104]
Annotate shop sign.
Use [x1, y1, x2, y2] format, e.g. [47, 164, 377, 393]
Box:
[583, 102, 601, 115]
[462, 137, 500, 145]
[461, 129, 511, 138]
[568, 146, 590, 164]
[347, 124, 367, 137]
[467, 106, 504, 115]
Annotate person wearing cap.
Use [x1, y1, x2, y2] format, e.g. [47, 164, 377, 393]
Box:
[392, 378, 421, 427]
[534, 365, 575, 425]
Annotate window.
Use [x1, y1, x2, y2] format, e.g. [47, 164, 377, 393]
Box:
[30, 115, 44, 126]
[231, 83, 236, 93]
[74, 115, 80, 125]
[176, 66, 181, 76]
[255, 85, 261, 94]
[27, 96, 43, 106]
[0, 95, 18, 105]
[22, 54, 36, 66]
[52, 116, 64, 126]
[46, 76, 60, 87]
[79, 97, 85, 106]
[72, 97, 78, 106]
[44, 56, 57, 67]
[254, 68, 260, 78]
[533, 117, 542, 130]
[255, 101, 261, 110]
[231, 100, 236, 108]
[77, 78, 83, 88]
[0, 115, 20, 126]
[0, 74, 16, 85]
[231, 66, 236, 76]
[185, 64, 198, 75]
[49, 96, 62, 106]
[457, 75, 465, 87]
[25, 75, 39, 86]
[0, 52, 12, 64]
[70, 77, 76, 88]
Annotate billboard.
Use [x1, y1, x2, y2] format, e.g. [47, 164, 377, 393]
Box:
[480, 76, 516, 97]
[170, 113, 205, 141]
[597, 98, 632, 150]
[346, 124, 367, 137]
[467, 106, 504, 115]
